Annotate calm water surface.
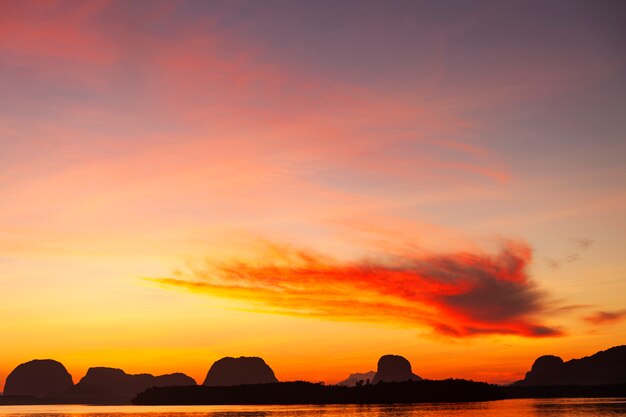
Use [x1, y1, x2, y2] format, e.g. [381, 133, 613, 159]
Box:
[0, 399, 625, 416]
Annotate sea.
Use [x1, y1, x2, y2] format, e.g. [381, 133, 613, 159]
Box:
[0, 399, 625, 416]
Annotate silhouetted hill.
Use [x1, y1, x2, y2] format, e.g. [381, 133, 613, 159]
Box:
[336, 371, 376, 386]
[373, 355, 421, 383]
[133, 379, 503, 405]
[203, 357, 278, 386]
[4, 359, 73, 397]
[70, 367, 195, 400]
[514, 345, 626, 386]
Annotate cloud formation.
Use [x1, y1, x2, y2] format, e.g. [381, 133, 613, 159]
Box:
[545, 237, 595, 269]
[584, 310, 626, 325]
[149, 241, 562, 338]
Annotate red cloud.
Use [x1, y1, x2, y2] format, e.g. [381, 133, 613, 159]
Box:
[150, 241, 562, 338]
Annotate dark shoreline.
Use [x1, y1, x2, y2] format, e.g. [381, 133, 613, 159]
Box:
[131, 381, 626, 405]
[2, 380, 625, 406]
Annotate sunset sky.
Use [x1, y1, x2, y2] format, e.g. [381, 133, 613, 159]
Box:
[1, 0, 625, 390]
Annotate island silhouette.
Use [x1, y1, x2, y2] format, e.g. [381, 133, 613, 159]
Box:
[1, 346, 625, 405]
[203, 357, 278, 386]
[513, 345, 626, 386]
[69, 367, 195, 401]
[373, 355, 421, 383]
[3, 359, 73, 398]
[336, 355, 421, 387]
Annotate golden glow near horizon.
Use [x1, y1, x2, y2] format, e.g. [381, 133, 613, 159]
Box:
[1, 1, 625, 391]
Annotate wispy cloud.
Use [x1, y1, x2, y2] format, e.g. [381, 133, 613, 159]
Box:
[148, 241, 562, 338]
[584, 310, 626, 326]
[545, 237, 595, 269]
[573, 238, 595, 251]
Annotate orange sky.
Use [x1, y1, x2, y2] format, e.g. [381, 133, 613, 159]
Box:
[1, 0, 625, 391]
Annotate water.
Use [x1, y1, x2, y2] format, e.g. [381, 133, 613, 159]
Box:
[0, 399, 625, 416]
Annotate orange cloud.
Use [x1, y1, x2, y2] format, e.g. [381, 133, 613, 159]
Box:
[149, 241, 562, 338]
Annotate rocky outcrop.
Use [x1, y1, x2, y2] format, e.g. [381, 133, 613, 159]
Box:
[4, 359, 73, 397]
[336, 371, 376, 386]
[70, 367, 195, 399]
[514, 345, 626, 386]
[203, 357, 278, 386]
[373, 355, 421, 383]
[517, 355, 564, 385]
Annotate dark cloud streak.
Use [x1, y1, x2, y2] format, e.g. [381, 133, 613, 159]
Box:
[584, 310, 626, 325]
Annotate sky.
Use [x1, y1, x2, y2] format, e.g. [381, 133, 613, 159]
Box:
[0, 0, 625, 389]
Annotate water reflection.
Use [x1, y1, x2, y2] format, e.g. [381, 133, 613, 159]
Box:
[0, 399, 625, 417]
[530, 398, 626, 417]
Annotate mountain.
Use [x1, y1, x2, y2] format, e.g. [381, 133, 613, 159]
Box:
[203, 356, 278, 386]
[373, 354, 421, 383]
[70, 367, 195, 400]
[3, 359, 74, 397]
[336, 371, 376, 386]
[514, 345, 626, 386]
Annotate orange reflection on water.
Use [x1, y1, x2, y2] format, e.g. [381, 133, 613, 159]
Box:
[0, 399, 626, 417]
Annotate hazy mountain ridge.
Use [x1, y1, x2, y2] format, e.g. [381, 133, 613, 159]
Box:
[336, 371, 376, 386]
